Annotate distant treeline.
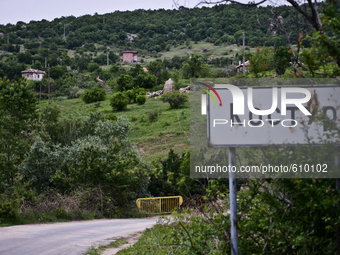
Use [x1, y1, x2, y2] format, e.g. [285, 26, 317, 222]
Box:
[0, 4, 312, 53]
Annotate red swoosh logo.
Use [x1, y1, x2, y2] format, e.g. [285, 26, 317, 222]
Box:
[198, 82, 222, 106]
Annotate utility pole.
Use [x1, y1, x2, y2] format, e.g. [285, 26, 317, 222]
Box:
[107, 52, 109, 66]
[45, 58, 47, 68]
[39, 82, 41, 101]
[228, 147, 238, 255]
[243, 31, 245, 75]
[48, 64, 50, 104]
[7, 33, 9, 45]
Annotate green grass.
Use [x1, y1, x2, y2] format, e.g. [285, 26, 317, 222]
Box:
[117, 224, 171, 255]
[39, 95, 190, 162]
[142, 41, 258, 63]
[86, 237, 128, 255]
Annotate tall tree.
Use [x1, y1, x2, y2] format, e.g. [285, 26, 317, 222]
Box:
[0, 78, 37, 191]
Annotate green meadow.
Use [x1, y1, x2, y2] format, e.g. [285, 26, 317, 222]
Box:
[39, 95, 190, 162]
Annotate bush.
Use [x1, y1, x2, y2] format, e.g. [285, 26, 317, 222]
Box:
[116, 74, 134, 91]
[110, 92, 129, 111]
[161, 92, 189, 109]
[124, 89, 135, 104]
[0, 200, 19, 223]
[87, 63, 100, 72]
[136, 95, 147, 105]
[82, 87, 106, 104]
[274, 46, 293, 75]
[124, 88, 146, 104]
[104, 113, 117, 122]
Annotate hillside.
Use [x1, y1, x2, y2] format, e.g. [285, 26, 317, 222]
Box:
[38, 95, 190, 162]
[0, 4, 311, 81]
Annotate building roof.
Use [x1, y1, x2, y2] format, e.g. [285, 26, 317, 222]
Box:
[96, 76, 104, 83]
[236, 60, 250, 69]
[122, 50, 138, 54]
[143, 67, 148, 72]
[21, 69, 46, 74]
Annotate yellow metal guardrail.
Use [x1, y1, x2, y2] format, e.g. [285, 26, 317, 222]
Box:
[136, 196, 183, 214]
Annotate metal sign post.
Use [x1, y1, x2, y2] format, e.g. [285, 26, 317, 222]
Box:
[202, 83, 340, 254]
[228, 147, 238, 255]
[336, 148, 340, 254]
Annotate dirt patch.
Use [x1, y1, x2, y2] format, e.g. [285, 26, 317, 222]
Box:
[138, 147, 145, 155]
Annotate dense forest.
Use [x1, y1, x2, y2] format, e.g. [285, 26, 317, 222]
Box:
[0, 3, 313, 82]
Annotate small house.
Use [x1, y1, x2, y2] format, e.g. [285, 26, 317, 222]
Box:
[236, 60, 250, 73]
[122, 50, 138, 63]
[21, 69, 46, 81]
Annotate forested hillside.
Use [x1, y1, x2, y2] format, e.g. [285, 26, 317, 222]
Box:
[0, 3, 310, 81]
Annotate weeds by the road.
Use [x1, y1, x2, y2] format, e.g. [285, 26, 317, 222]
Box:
[117, 219, 173, 255]
[86, 237, 128, 255]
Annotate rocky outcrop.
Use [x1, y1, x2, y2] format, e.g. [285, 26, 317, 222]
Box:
[146, 84, 190, 98]
[179, 85, 190, 93]
[146, 90, 163, 98]
[163, 78, 175, 94]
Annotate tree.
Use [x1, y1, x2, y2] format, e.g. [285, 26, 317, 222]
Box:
[32, 61, 43, 70]
[82, 87, 106, 104]
[309, 0, 340, 73]
[0, 78, 37, 190]
[87, 63, 100, 72]
[110, 92, 129, 111]
[133, 72, 157, 89]
[274, 46, 293, 75]
[248, 47, 273, 77]
[181, 53, 211, 78]
[50, 65, 66, 79]
[77, 57, 90, 72]
[116, 74, 134, 91]
[20, 137, 59, 194]
[146, 60, 170, 85]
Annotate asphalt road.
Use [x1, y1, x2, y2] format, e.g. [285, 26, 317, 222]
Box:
[0, 218, 159, 255]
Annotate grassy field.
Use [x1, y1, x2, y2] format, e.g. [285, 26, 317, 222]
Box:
[39, 95, 190, 162]
[143, 41, 252, 63]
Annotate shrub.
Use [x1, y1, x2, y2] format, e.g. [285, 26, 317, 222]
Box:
[104, 113, 117, 122]
[273, 46, 293, 75]
[116, 74, 134, 91]
[124, 89, 135, 104]
[82, 87, 106, 104]
[161, 92, 189, 109]
[87, 62, 100, 72]
[0, 200, 19, 223]
[110, 92, 129, 111]
[136, 95, 147, 105]
[124, 88, 146, 104]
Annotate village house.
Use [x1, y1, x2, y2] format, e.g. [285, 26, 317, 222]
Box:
[122, 50, 138, 63]
[236, 60, 250, 74]
[21, 69, 46, 81]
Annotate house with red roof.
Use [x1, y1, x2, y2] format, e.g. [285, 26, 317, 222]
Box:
[123, 50, 138, 63]
[21, 69, 46, 81]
